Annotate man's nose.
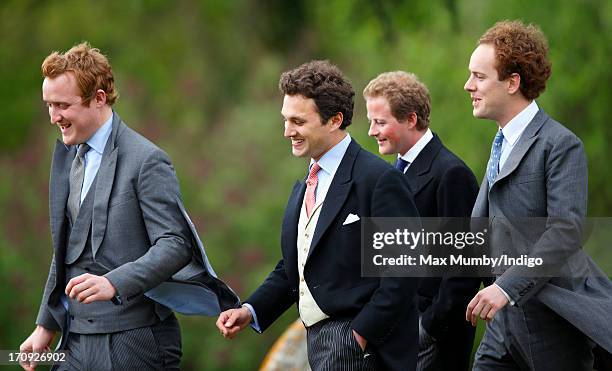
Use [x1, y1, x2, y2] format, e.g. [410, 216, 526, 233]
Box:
[464, 76, 474, 92]
[284, 122, 294, 138]
[367, 122, 377, 137]
[49, 106, 62, 124]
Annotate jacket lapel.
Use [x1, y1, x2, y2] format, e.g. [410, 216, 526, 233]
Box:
[307, 139, 357, 259]
[49, 140, 74, 250]
[282, 180, 306, 265]
[404, 133, 442, 195]
[492, 110, 548, 187]
[91, 112, 122, 257]
[472, 173, 489, 217]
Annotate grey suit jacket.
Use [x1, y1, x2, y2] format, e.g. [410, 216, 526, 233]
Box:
[472, 109, 612, 353]
[36, 112, 239, 333]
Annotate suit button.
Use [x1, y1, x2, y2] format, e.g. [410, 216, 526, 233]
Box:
[300, 277, 304, 282]
[300, 291, 304, 296]
[305, 233, 309, 238]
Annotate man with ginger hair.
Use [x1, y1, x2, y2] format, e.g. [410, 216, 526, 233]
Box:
[364, 71, 480, 371]
[19, 42, 237, 370]
[464, 20, 612, 370]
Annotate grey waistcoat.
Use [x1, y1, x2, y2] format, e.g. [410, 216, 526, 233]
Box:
[64, 177, 159, 334]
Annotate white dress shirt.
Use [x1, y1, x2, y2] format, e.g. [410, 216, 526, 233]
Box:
[397, 128, 433, 173]
[494, 100, 539, 305]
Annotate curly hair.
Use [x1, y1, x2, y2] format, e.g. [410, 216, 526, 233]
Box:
[478, 20, 551, 100]
[42, 42, 118, 106]
[279, 60, 354, 129]
[363, 71, 431, 130]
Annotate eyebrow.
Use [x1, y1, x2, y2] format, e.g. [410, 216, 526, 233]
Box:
[282, 114, 305, 122]
[469, 69, 487, 77]
[42, 98, 70, 104]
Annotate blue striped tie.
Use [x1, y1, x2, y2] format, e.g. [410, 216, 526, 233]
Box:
[487, 130, 504, 189]
[395, 158, 409, 173]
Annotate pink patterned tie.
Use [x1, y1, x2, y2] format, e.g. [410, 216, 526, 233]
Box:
[305, 163, 321, 218]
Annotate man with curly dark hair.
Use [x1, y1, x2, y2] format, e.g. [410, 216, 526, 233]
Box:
[464, 20, 612, 371]
[217, 60, 421, 370]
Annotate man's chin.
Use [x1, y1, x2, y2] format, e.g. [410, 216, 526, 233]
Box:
[291, 148, 307, 158]
[472, 108, 487, 119]
[378, 146, 393, 156]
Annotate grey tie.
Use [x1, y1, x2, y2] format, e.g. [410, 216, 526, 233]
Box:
[68, 143, 90, 222]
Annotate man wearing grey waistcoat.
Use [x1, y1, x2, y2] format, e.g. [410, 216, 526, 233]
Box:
[19, 42, 238, 370]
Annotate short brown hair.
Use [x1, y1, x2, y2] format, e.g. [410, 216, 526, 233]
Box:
[478, 20, 551, 100]
[42, 42, 118, 106]
[363, 71, 431, 130]
[279, 60, 354, 129]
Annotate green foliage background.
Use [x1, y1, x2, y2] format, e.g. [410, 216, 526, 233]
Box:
[0, 1, 610, 369]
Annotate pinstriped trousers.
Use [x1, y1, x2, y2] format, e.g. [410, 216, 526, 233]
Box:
[306, 319, 379, 371]
[416, 316, 440, 371]
[54, 315, 181, 371]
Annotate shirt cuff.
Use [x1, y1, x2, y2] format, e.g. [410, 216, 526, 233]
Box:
[494, 283, 515, 306]
[242, 303, 262, 333]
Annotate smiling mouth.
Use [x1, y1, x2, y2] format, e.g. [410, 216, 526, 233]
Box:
[291, 138, 304, 146]
[59, 123, 72, 131]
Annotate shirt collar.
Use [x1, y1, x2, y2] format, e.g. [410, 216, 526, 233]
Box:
[399, 128, 433, 163]
[85, 113, 113, 154]
[501, 101, 539, 146]
[310, 133, 351, 176]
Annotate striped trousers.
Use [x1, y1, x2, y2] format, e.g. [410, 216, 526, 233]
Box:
[306, 319, 379, 371]
[54, 314, 181, 371]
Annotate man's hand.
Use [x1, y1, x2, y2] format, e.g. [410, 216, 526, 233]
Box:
[216, 306, 253, 339]
[352, 329, 367, 351]
[466, 285, 509, 326]
[65, 273, 117, 303]
[19, 325, 56, 371]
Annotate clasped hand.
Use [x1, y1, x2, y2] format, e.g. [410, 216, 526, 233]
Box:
[65, 273, 116, 304]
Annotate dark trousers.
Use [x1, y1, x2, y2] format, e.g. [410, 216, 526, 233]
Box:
[417, 315, 474, 371]
[55, 314, 181, 371]
[473, 298, 594, 371]
[306, 319, 379, 371]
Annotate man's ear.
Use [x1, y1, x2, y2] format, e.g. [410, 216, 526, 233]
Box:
[400, 112, 418, 130]
[327, 112, 344, 130]
[94, 89, 108, 107]
[508, 73, 521, 95]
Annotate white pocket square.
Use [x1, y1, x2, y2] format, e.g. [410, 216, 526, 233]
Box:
[343, 213, 360, 225]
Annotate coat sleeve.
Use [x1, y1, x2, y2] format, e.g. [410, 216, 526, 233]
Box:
[245, 258, 297, 332]
[104, 149, 192, 300]
[495, 133, 588, 305]
[35, 253, 62, 331]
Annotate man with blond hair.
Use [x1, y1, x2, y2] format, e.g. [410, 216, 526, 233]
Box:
[364, 71, 480, 371]
[465, 20, 612, 370]
[19, 42, 237, 370]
